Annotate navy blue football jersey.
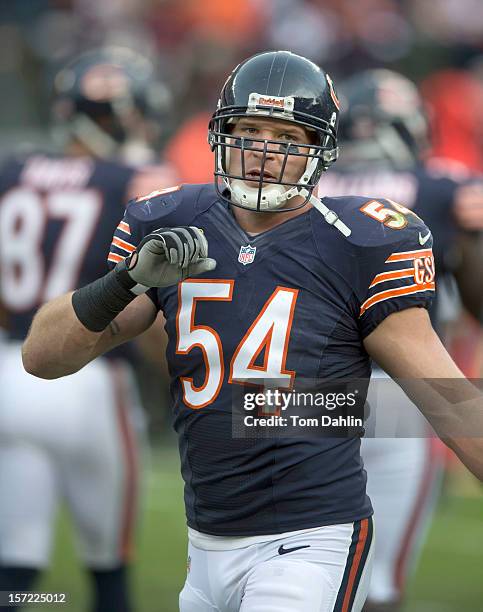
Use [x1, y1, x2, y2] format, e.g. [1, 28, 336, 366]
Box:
[108, 184, 435, 536]
[0, 154, 135, 342]
[319, 163, 464, 277]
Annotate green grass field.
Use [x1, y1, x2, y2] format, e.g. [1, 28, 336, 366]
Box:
[34, 446, 483, 612]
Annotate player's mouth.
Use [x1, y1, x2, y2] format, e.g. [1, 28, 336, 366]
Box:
[245, 169, 277, 182]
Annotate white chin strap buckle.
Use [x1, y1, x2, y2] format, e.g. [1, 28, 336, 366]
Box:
[228, 179, 289, 210]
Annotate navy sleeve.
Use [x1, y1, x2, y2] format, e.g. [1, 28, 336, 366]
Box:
[106, 199, 159, 309]
[357, 231, 435, 338]
[106, 184, 197, 310]
[338, 197, 437, 338]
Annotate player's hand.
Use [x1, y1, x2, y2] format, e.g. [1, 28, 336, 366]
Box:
[120, 226, 217, 288]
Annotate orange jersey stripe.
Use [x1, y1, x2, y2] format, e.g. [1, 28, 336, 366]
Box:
[117, 221, 131, 235]
[108, 252, 124, 263]
[386, 248, 432, 263]
[112, 237, 136, 253]
[360, 282, 435, 316]
[369, 268, 414, 288]
[342, 518, 369, 612]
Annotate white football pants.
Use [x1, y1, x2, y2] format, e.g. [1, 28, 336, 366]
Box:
[179, 519, 374, 612]
[0, 344, 145, 569]
[361, 370, 444, 604]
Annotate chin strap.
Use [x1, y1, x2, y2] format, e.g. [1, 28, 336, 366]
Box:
[307, 193, 352, 237]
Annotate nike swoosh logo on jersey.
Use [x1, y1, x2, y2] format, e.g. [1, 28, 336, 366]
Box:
[278, 544, 311, 555]
[418, 231, 431, 245]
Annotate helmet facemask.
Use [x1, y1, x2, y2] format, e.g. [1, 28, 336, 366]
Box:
[209, 95, 338, 212]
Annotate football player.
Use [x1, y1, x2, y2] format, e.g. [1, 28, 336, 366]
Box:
[21, 51, 483, 612]
[0, 47, 175, 612]
[320, 68, 483, 611]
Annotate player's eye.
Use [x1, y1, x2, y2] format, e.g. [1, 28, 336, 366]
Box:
[278, 143, 300, 154]
[232, 137, 255, 148]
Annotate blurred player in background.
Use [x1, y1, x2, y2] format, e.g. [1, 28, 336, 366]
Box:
[320, 68, 483, 611]
[0, 46, 176, 612]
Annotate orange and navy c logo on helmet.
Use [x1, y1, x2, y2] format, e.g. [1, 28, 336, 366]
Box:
[326, 74, 340, 110]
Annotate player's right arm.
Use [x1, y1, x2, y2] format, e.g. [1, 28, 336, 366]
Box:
[22, 225, 216, 379]
[22, 291, 156, 379]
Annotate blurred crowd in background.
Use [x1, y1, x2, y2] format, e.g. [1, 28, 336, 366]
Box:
[2, 0, 483, 174]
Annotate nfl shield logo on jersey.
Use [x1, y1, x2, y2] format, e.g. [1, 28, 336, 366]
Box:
[238, 244, 256, 265]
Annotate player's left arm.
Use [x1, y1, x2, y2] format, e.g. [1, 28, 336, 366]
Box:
[364, 307, 483, 481]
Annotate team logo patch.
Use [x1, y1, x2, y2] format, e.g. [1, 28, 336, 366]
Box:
[238, 244, 256, 265]
[413, 254, 435, 285]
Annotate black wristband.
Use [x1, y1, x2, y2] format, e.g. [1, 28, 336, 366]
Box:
[72, 262, 138, 332]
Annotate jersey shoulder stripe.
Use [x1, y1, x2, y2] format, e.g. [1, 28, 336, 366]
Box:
[360, 281, 435, 316]
[369, 268, 414, 288]
[112, 236, 136, 253]
[117, 221, 131, 235]
[360, 244, 435, 317]
[108, 252, 124, 264]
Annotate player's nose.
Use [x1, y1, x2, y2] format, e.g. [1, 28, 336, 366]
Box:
[248, 133, 278, 158]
